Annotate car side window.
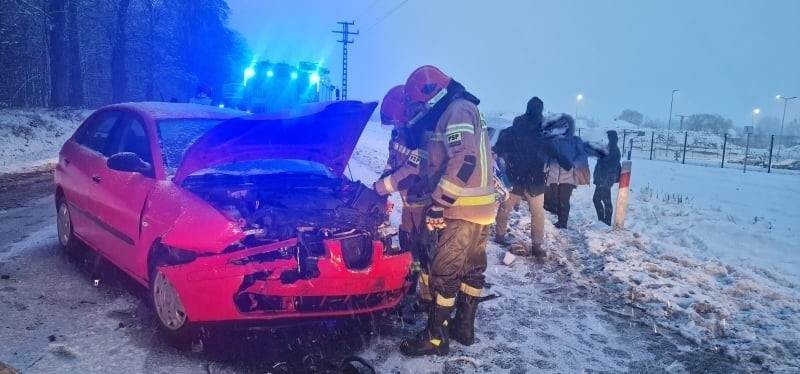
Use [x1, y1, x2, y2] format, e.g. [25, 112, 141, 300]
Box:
[76, 111, 121, 156]
[114, 115, 153, 164]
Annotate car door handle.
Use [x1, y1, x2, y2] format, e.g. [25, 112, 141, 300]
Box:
[92, 176, 101, 183]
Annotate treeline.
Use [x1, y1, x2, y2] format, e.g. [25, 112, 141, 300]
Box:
[0, 0, 249, 109]
[617, 109, 800, 137]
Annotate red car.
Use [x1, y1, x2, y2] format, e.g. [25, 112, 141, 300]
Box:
[54, 101, 411, 340]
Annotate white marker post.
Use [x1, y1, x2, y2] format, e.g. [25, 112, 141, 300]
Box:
[614, 161, 633, 229]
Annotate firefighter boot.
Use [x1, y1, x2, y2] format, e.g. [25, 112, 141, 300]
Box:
[449, 293, 480, 346]
[400, 304, 453, 356]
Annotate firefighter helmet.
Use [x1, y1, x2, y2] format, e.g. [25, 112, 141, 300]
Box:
[380, 85, 408, 126]
[404, 65, 452, 107]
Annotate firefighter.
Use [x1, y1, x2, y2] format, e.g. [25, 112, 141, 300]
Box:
[372, 85, 433, 314]
[242, 61, 269, 113]
[399, 65, 495, 357]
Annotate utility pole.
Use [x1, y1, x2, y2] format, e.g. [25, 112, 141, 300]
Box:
[776, 95, 797, 162]
[666, 89, 679, 156]
[333, 21, 359, 100]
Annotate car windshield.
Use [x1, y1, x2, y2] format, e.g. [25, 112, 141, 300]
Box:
[192, 159, 334, 178]
[157, 118, 225, 174]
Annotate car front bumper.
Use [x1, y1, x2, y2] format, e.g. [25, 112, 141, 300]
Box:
[159, 238, 412, 323]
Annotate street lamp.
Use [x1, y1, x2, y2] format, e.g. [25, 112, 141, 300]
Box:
[575, 93, 584, 120]
[776, 94, 798, 161]
[752, 107, 760, 124]
[666, 89, 679, 156]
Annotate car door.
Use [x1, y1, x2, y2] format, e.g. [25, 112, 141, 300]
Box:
[59, 110, 123, 249]
[90, 111, 158, 270]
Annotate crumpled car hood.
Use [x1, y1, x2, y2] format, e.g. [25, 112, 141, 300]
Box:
[173, 100, 377, 183]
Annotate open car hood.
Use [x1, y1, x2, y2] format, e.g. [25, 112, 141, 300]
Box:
[173, 101, 377, 184]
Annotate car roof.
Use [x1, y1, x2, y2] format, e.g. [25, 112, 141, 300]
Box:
[105, 102, 246, 121]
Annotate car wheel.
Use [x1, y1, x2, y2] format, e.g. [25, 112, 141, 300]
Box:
[56, 198, 78, 253]
[151, 269, 189, 329]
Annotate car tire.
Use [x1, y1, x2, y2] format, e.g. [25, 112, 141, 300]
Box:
[56, 197, 80, 254]
[149, 263, 195, 347]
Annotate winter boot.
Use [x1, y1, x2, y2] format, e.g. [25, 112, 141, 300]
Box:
[400, 304, 453, 356]
[449, 293, 480, 346]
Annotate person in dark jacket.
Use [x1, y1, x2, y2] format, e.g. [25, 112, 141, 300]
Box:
[545, 114, 590, 229]
[493, 97, 571, 257]
[592, 130, 621, 226]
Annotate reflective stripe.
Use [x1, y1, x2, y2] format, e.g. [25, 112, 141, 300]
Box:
[453, 194, 496, 207]
[460, 283, 482, 297]
[429, 339, 442, 347]
[438, 178, 462, 196]
[393, 142, 411, 156]
[382, 177, 396, 194]
[445, 123, 475, 135]
[428, 88, 448, 107]
[478, 115, 489, 187]
[438, 179, 493, 197]
[436, 294, 456, 307]
[420, 272, 429, 286]
[429, 132, 445, 142]
[411, 261, 421, 272]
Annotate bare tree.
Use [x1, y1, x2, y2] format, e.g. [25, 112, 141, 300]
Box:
[110, 0, 130, 103]
[67, 0, 83, 106]
[47, 0, 69, 106]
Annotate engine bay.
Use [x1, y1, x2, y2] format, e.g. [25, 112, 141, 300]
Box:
[183, 173, 390, 251]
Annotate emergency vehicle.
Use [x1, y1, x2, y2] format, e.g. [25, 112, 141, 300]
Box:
[222, 61, 335, 111]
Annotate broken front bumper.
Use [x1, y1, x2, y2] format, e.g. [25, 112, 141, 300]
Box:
[159, 237, 412, 323]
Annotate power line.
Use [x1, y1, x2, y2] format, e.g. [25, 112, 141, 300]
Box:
[355, 0, 385, 24]
[365, 0, 409, 31]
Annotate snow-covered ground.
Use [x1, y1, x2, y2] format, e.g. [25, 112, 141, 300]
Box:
[0, 108, 90, 174]
[357, 121, 800, 372]
[1, 109, 798, 372]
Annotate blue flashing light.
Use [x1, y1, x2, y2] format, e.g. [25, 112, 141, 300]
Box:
[218, 104, 225, 108]
[309, 72, 320, 84]
[290, 71, 298, 80]
[266, 70, 274, 77]
[244, 67, 255, 80]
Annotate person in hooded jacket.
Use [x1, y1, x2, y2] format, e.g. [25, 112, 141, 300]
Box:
[373, 85, 433, 313]
[493, 97, 572, 257]
[398, 65, 495, 357]
[189, 84, 213, 105]
[545, 114, 590, 228]
[592, 130, 621, 225]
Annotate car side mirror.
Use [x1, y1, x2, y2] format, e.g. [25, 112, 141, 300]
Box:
[108, 152, 151, 174]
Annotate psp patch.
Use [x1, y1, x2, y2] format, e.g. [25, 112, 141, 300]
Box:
[447, 132, 462, 146]
[406, 151, 421, 167]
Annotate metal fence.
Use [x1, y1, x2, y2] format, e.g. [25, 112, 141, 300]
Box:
[576, 128, 800, 174]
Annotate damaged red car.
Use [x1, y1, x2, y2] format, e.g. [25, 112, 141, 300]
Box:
[53, 101, 411, 340]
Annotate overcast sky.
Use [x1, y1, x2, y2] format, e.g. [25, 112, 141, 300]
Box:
[227, 0, 799, 128]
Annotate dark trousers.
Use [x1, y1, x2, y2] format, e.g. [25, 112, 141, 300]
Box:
[544, 183, 558, 214]
[400, 228, 429, 295]
[552, 183, 575, 227]
[428, 219, 489, 304]
[593, 186, 613, 226]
